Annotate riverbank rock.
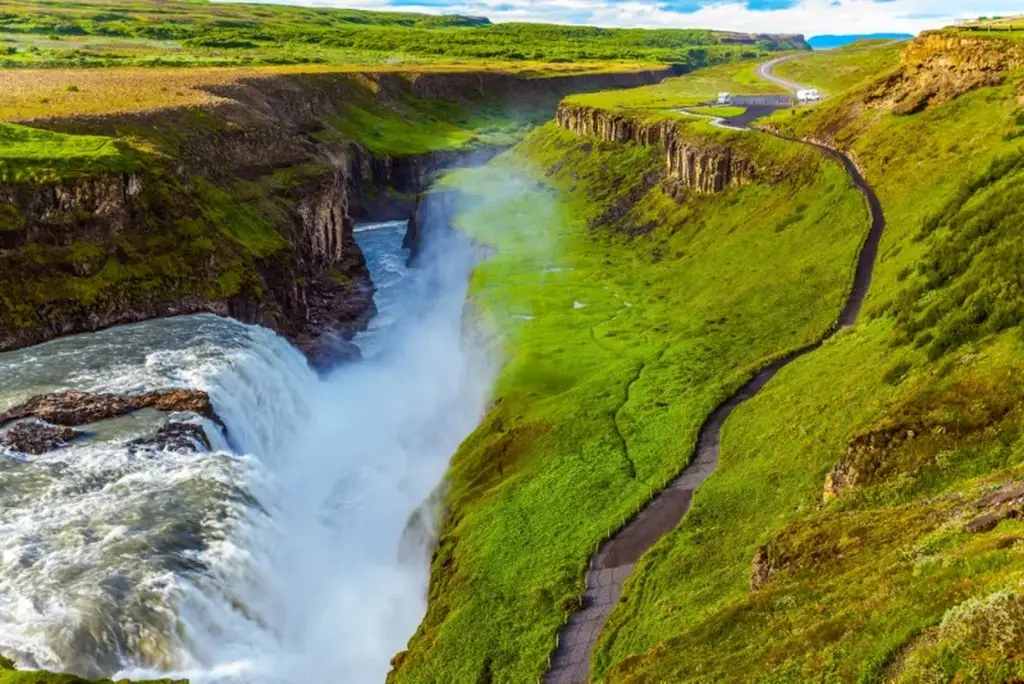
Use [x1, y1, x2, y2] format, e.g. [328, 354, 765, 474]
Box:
[129, 422, 212, 453]
[1, 420, 84, 455]
[0, 389, 222, 429]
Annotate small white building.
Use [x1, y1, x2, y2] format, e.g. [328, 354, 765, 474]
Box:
[797, 88, 822, 102]
[717, 92, 733, 105]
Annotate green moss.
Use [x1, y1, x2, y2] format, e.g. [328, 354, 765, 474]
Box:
[0, 122, 140, 182]
[0, 204, 26, 231]
[193, 178, 288, 258]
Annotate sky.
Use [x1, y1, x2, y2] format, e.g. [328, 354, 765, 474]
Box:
[276, 0, 1021, 36]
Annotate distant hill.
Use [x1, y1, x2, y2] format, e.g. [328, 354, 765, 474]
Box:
[808, 33, 913, 49]
[0, 0, 803, 68]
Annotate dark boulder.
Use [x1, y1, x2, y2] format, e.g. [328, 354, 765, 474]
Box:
[1, 420, 84, 455]
[129, 422, 212, 453]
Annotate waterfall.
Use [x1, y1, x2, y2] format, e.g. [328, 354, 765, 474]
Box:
[0, 211, 495, 683]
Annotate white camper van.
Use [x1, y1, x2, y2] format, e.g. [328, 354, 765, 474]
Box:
[797, 88, 821, 102]
[717, 92, 732, 105]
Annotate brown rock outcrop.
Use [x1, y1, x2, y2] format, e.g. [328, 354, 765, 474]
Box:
[555, 103, 756, 194]
[868, 30, 1024, 114]
[0, 389, 221, 429]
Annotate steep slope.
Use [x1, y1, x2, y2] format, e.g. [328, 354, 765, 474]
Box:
[588, 31, 1024, 683]
[388, 60, 867, 683]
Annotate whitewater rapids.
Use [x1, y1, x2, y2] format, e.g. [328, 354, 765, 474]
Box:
[0, 219, 495, 683]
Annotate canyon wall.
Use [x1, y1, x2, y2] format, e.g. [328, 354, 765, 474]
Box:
[555, 102, 757, 193]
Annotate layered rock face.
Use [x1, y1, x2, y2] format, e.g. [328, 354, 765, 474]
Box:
[868, 30, 1024, 113]
[0, 68, 679, 357]
[555, 103, 756, 193]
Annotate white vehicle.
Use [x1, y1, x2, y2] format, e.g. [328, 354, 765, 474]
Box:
[717, 92, 733, 105]
[797, 88, 822, 102]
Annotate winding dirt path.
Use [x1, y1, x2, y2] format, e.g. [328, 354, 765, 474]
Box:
[543, 60, 885, 684]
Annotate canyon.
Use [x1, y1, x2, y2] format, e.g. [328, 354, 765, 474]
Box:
[0, 66, 681, 363]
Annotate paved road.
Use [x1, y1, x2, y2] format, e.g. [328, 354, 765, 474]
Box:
[543, 57, 886, 684]
[756, 54, 805, 93]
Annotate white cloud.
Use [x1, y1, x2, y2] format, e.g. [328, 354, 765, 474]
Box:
[234, 0, 1024, 36]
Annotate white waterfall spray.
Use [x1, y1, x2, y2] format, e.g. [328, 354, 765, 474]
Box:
[0, 211, 497, 683]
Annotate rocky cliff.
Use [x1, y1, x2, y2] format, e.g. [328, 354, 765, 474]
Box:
[868, 30, 1024, 114]
[555, 103, 757, 193]
[0, 67, 677, 360]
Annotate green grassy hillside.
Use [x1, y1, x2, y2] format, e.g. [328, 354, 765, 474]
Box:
[389, 88, 866, 682]
[0, 0, 802, 69]
[585, 35, 1024, 683]
[772, 40, 904, 95]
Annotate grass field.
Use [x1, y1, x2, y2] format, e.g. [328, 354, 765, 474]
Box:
[772, 40, 904, 94]
[584, 35, 1024, 683]
[389, 92, 866, 681]
[0, 0, 801, 69]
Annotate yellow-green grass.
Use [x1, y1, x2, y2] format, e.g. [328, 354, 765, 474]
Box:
[589, 51, 1024, 684]
[0, 122, 139, 182]
[565, 58, 787, 111]
[772, 41, 903, 95]
[682, 105, 747, 118]
[0, 63, 661, 122]
[389, 116, 867, 683]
